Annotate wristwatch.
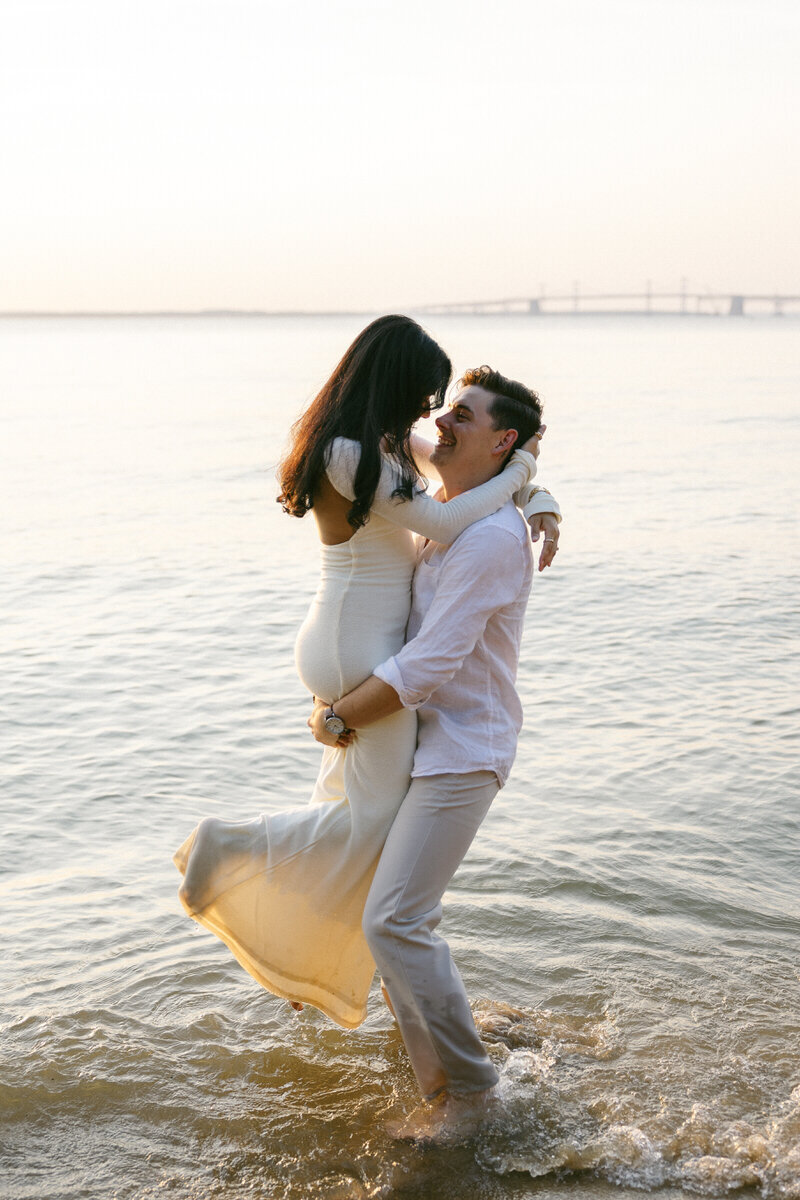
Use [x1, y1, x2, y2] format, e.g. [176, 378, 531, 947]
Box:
[324, 704, 347, 737]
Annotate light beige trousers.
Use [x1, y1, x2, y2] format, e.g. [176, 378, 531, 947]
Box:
[362, 770, 499, 1099]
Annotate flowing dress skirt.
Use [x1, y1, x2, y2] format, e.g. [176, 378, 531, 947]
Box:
[174, 520, 418, 1028]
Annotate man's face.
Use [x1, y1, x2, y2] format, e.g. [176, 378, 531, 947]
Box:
[430, 385, 513, 478]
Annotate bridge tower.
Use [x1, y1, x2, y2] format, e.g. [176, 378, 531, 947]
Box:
[729, 295, 745, 316]
[527, 298, 541, 315]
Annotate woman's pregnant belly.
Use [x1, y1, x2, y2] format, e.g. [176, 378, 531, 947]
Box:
[295, 520, 418, 701]
[295, 580, 411, 701]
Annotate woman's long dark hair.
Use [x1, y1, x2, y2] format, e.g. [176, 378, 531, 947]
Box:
[278, 315, 452, 529]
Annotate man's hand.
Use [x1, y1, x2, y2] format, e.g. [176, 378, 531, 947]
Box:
[308, 698, 354, 748]
[529, 511, 560, 571]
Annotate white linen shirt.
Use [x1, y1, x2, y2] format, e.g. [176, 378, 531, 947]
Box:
[374, 499, 533, 787]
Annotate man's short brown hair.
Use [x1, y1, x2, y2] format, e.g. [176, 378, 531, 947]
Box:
[459, 365, 542, 454]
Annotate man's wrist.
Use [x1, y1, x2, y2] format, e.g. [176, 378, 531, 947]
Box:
[323, 703, 347, 737]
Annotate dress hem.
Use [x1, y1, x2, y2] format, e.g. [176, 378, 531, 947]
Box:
[174, 855, 369, 1030]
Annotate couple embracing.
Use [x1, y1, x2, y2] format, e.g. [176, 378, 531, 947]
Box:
[174, 314, 562, 1141]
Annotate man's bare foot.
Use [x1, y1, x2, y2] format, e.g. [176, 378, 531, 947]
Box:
[442, 1086, 500, 1128]
[385, 1095, 446, 1143]
[386, 1087, 500, 1145]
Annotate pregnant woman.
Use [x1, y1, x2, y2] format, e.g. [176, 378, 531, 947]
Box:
[174, 315, 546, 1028]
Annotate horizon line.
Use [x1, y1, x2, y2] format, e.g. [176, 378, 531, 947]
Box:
[2, 304, 798, 320]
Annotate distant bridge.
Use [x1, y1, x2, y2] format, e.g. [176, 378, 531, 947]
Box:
[415, 291, 800, 317]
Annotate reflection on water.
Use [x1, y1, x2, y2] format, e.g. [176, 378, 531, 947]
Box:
[1, 315, 798, 1199]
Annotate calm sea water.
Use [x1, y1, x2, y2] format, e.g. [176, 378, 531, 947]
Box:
[1, 314, 798, 1200]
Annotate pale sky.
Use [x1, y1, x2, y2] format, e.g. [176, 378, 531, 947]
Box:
[1, 0, 798, 312]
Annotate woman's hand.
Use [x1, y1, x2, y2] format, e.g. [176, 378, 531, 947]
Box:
[519, 423, 546, 460]
[529, 511, 560, 571]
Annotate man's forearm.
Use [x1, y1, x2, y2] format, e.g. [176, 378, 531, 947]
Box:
[335, 675, 403, 729]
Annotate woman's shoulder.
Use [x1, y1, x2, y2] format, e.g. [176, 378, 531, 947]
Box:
[325, 436, 361, 464]
[323, 437, 363, 499]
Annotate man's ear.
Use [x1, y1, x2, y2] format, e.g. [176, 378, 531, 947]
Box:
[493, 428, 518, 456]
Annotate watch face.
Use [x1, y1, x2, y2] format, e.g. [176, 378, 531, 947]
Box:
[325, 716, 346, 736]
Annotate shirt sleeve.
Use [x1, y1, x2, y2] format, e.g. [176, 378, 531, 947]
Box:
[409, 431, 441, 480]
[413, 431, 561, 523]
[373, 525, 526, 709]
[514, 482, 563, 524]
[324, 437, 536, 544]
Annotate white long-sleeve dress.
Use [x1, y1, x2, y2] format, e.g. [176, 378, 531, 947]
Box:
[173, 440, 538, 1028]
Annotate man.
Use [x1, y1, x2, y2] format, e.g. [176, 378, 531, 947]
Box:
[310, 366, 560, 1139]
